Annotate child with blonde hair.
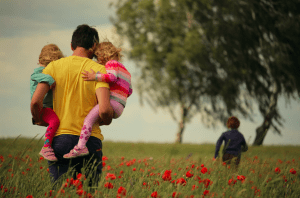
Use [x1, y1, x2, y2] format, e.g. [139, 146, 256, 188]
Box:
[63, 41, 132, 158]
[30, 44, 63, 161]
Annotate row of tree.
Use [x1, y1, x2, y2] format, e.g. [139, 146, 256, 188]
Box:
[111, 0, 300, 145]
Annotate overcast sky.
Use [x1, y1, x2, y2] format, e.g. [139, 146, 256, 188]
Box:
[0, 0, 299, 146]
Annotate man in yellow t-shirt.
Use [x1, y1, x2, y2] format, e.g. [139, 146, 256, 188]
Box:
[31, 24, 113, 186]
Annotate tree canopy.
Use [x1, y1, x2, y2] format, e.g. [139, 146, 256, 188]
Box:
[111, 0, 300, 144]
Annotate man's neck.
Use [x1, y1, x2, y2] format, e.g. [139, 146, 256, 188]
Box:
[72, 47, 92, 59]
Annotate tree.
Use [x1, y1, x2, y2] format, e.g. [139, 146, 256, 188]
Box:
[111, 0, 253, 143]
[184, 0, 300, 145]
[111, 0, 300, 145]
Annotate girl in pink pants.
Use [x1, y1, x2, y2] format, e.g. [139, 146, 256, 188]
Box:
[31, 44, 63, 161]
[64, 41, 132, 159]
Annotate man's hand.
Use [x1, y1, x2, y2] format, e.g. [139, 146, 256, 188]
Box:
[35, 120, 49, 127]
[82, 69, 96, 81]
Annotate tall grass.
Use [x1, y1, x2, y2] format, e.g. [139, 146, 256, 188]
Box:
[0, 137, 299, 197]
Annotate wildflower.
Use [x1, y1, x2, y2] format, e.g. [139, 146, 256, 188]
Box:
[191, 185, 198, 190]
[26, 195, 33, 198]
[228, 179, 237, 185]
[172, 192, 177, 198]
[186, 170, 194, 178]
[102, 161, 106, 167]
[133, 168, 136, 171]
[102, 156, 108, 161]
[222, 162, 226, 166]
[203, 190, 209, 196]
[275, 167, 281, 174]
[201, 164, 204, 167]
[162, 170, 172, 181]
[151, 191, 158, 198]
[201, 167, 208, 174]
[104, 182, 114, 189]
[40, 166, 43, 169]
[105, 173, 116, 180]
[176, 178, 187, 186]
[203, 179, 211, 188]
[76, 189, 86, 196]
[289, 168, 296, 174]
[191, 164, 195, 168]
[237, 175, 246, 182]
[117, 186, 126, 196]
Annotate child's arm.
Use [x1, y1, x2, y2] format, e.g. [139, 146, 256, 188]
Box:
[82, 61, 119, 83]
[82, 69, 118, 83]
[31, 72, 55, 88]
[214, 134, 224, 159]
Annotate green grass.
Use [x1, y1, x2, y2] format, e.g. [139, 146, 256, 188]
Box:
[0, 137, 299, 198]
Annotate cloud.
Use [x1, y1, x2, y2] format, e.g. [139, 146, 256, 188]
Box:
[0, 0, 115, 37]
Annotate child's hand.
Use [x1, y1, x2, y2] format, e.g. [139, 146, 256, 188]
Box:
[82, 69, 96, 81]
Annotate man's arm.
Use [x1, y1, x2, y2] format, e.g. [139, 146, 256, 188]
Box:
[95, 87, 113, 125]
[31, 83, 50, 125]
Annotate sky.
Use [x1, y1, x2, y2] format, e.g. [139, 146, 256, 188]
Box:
[0, 0, 299, 146]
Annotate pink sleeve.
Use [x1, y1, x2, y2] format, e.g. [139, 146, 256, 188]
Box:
[96, 61, 118, 83]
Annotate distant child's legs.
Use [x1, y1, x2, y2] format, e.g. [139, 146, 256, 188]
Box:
[40, 108, 60, 161]
[111, 99, 124, 119]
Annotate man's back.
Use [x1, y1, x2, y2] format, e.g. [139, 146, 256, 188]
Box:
[43, 56, 109, 140]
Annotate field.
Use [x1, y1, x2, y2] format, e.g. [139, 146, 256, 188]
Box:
[0, 136, 299, 198]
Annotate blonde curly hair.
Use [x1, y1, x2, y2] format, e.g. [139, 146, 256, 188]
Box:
[39, 44, 64, 66]
[94, 42, 123, 65]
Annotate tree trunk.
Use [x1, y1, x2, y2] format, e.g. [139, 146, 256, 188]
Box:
[253, 82, 278, 146]
[175, 105, 189, 143]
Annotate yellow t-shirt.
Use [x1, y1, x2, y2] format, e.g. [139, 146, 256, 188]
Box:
[43, 56, 109, 140]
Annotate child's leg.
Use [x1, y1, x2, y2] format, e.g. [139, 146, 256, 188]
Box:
[77, 105, 100, 148]
[42, 108, 60, 148]
[39, 108, 60, 161]
[110, 100, 124, 119]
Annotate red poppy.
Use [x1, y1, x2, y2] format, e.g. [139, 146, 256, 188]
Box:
[102, 156, 108, 161]
[176, 178, 187, 186]
[186, 170, 194, 178]
[201, 167, 208, 174]
[290, 168, 296, 174]
[151, 191, 158, 198]
[104, 182, 114, 189]
[203, 179, 211, 188]
[203, 190, 209, 196]
[275, 167, 281, 173]
[191, 184, 198, 190]
[133, 168, 136, 171]
[105, 173, 116, 180]
[237, 175, 246, 183]
[162, 170, 172, 181]
[172, 192, 177, 198]
[26, 195, 33, 198]
[228, 179, 237, 185]
[201, 164, 204, 167]
[117, 186, 126, 196]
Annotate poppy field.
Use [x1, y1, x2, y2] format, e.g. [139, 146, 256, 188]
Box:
[0, 136, 299, 198]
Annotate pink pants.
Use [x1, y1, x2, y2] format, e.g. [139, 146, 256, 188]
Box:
[77, 99, 124, 148]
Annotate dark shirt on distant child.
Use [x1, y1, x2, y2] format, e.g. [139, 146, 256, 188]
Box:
[214, 129, 248, 158]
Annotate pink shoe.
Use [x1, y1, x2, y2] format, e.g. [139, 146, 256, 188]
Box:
[39, 147, 57, 161]
[63, 145, 89, 159]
